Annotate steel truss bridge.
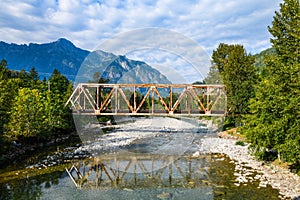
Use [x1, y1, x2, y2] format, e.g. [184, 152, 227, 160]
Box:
[66, 154, 212, 189]
[66, 83, 226, 117]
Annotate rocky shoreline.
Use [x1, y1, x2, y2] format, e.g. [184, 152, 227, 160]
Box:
[197, 136, 300, 200]
[0, 133, 80, 168]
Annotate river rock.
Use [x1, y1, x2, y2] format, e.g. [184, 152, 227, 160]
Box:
[157, 192, 171, 199]
[199, 137, 300, 199]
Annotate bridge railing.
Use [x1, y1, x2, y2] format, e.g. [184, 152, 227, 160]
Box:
[65, 83, 226, 116]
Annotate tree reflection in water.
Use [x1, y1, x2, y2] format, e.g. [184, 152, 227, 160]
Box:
[0, 169, 63, 200]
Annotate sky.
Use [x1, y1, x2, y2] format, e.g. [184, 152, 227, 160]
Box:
[0, 0, 283, 83]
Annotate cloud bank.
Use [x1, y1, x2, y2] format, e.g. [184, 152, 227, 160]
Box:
[0, 0, 282, 82]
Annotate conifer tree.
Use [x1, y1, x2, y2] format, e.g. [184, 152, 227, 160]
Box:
[243, 0, 300, 165]
[6, 88, 48, 140]
[211, 44, 257, 127]
[46, 69, 72, 131]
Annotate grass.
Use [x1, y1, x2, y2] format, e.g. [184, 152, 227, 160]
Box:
[235, 141, 245, 146]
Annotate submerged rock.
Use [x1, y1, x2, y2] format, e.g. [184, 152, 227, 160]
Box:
[157, 192, 172, 199]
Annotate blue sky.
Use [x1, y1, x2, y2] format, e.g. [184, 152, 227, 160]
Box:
[0, 0, 282, 82]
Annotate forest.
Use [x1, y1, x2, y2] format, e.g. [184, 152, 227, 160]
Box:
[207, 0, 299, 171]
[0, 64, 75, 165]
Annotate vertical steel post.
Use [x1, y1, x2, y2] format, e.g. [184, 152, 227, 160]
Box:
[169, 86, 172, 111]
[115, 86, 118, 113]
[187, 88, 191, 115]
[134, 85, 136, 111]
[152, 87, 154, 114]
[97, 86, 100, 109]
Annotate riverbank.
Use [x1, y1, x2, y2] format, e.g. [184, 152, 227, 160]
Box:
[0, 132, 80, 168]
[197, 136, 300, 200]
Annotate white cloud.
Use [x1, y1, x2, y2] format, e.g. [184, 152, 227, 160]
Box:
[0, 0, 283, 82]
[0, 0, 282, 51]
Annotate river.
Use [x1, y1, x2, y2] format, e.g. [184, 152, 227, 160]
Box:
[0, 117, 285, 200]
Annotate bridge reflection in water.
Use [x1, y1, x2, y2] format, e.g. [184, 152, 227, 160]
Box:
[66, 154, 212, 190]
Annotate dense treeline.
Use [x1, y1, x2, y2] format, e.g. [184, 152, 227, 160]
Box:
[207, 0, 299, 170]
[207, 43, 258, 128]
[0, 61, 74, 162]
[243, 0, 300, 168]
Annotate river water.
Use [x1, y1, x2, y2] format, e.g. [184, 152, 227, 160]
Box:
[0, 117, 284, 200]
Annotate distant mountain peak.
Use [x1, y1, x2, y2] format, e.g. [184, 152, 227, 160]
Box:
[53, 38, 76, 48]
[56, 38, 72, 44]
[0, 39, 171, 84]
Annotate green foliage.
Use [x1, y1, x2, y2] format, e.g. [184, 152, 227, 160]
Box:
[129, 91, 148, 111]
[5, 88, 48, 140]
[0, 60, 10, 133]
[253, 48, 276, 70]
[46, 69, 74, 132]
[204, 64, 223, 84]
[0, 60, 10, 154]
[211, 43, 258, 127]
[91, 72, 110, 83]
[0, 60, 9, 80]
[29, 67, 39, 81]
[48, 69, 69, 95]
[268, 0, 300, 65]
[235, 141, 245, 146]
[0, 62, 75, 145]
[243, 0, 300, 165]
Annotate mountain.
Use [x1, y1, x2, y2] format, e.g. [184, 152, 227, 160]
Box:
[0, 38, 89, 80]
[77, 50, 171, 84]
[253, 47, 276, 70]
[0, 38, 171, 84]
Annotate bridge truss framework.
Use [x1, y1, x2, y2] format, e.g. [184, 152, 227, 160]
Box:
[66, 83, 226, 117]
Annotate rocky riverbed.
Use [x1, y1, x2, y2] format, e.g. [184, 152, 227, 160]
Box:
[195, 137, 300, 200]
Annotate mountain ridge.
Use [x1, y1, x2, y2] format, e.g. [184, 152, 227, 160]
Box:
[0, 38, 171, 84]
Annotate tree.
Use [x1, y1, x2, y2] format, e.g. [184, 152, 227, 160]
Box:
[129, 91, 148, 111]
[5, 88, 48, 141]
[268, 0, 300, 65]
[0, 60, 9, 80]
[91, 72, 109, 83]
[48, 69, 69, 95]
[0, 60, 9, 134]
[204, 64, 223, 84]
[29, 67, 39, 81]
[46, 69, 73, 132]
[243, 0, 300, 165]
[211, 43, 257, 127]
[0, 60, 20, 136]
[0, 60, 10, 155]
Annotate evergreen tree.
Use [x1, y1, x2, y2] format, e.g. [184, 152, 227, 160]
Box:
[243, 0, 300, 165]
[46, 69, 73, 132]
[211, 44, 257, 126]
[268, 0, 300, 65]
[29, 67, 39, 81]
[0, 60, 9, 80]
[0, 60, 20, 134]
[5, 88, 48, 141]
[204, 64, 223, 84]
[48, 69, 69, 94]
[0, 60, 9, 155]
[0, 60, 9, 134]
